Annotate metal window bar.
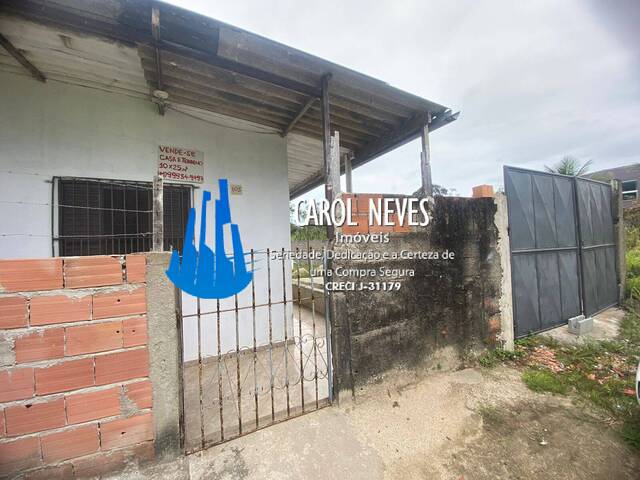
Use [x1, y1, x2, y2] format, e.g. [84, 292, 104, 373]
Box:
[51, 177, 190, 256]
[181, 246, 332, 453]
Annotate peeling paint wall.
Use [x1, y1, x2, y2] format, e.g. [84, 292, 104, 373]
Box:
[331, 196, 505, 390]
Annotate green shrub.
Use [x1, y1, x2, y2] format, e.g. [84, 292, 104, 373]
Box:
[626, 249, 640, 276]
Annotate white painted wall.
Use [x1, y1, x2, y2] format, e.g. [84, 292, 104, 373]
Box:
[0, 71, 293, 360]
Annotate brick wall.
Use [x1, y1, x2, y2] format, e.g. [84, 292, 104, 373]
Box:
[0, 255, 154, 479]
[341, 194, 412, 235]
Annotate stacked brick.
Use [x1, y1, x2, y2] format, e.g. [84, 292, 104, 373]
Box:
[0, 255, 154, 479]
[340, 193, 412, 235]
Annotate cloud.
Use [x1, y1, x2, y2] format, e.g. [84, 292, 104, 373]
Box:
[168, 0, 640, 199]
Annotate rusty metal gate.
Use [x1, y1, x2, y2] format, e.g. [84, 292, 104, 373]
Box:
[179, 247, 331, 453]
[504, 166, 618, 338]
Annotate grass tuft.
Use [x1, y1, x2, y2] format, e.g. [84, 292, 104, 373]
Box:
[522, 369, 567, 394]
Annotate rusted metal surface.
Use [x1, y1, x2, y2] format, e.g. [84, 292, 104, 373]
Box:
[181, 246, 331, 453]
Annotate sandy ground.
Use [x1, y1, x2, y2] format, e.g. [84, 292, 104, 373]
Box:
[111, 360, 640, 480]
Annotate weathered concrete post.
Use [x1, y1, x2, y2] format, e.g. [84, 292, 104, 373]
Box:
[494, 192, 514, 350]
[611, 180, 626, 304]
[152, 175, 164, 252]
[146, 252, 182, 459]
[420, 116, 433, 197]
[344, 153, 353, 193]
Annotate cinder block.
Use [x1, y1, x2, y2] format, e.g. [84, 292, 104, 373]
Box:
[392, 213, 412, 234]
[0, 296, 28, 329]
[15, 329, 65, 363]
[64, 256, 123, 289]
[5, 398, 66, 436]
[0, 368, 34, 402]
[21, 464, 74, 480]
[341, 213, 369, 235]
[93, 287, 146, 319]
[125, 255, 146, 284]
[35, 358, 94, 395]
[65, 321, 123, 356]
[472, 185, 494, 198]
[100, 412, 154, 450]
[71, 441, 154, 478]
[123, 317, 147, 347]
[94, 348, 149, 385]
[0, 259, 63, 292]
[568, 315, 593, 336]
[65, 386, 121, 424]
[41, 424, 100, 462]
[124, 380, 153, 410]
[355, 194, 382, 213]
[0, 437, 41, 475]
[30, 295, 91, 326]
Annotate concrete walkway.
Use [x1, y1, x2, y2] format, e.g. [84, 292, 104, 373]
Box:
[108, 358, 640, 479]
[543, 307, 624, 344]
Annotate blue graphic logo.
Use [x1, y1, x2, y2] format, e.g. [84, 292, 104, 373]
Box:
[166, 179, 253, 299]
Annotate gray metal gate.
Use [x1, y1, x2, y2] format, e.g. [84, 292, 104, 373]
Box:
[575, 177, 618, 316]
[504, 166, 618, 337]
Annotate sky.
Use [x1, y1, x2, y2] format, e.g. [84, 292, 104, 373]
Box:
[167, 0, 640, 200]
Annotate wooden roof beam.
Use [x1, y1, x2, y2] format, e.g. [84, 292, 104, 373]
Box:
[0, 33, 46, 82]
[150, 6, 166, 115]
[281, 96, 316, 137]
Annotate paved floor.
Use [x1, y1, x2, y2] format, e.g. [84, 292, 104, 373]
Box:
[543, 307, 624, 344]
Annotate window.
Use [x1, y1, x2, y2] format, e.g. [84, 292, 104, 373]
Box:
[56, 178, 190, 256]
[622, 180, 637, 201]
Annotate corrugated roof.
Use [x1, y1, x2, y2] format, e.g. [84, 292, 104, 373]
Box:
[0, 0, 458, 197]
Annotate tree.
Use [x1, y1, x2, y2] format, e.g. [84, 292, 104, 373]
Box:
[544, 156, 593, 176]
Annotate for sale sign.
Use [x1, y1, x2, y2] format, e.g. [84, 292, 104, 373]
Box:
[157, 145, 204, 184]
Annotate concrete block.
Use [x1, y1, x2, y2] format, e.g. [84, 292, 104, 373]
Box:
[568, 315, 593, 336]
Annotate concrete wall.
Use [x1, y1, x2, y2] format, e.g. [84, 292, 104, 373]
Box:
[0, 71, 293, 362]
[331, 196, 506, 391]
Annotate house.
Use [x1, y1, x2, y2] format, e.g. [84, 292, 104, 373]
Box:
[0, 1, 459, 474]
[588, 163, 640, 208]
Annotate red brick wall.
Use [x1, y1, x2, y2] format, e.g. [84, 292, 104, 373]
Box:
[341, 193, 412, 235]
[0, 255, 154, 479]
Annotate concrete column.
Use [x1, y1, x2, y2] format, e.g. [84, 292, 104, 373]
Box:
[344, 153, 353, 193]
[146, 252, 182, 459]
[611, 180, 626, 303]
[494, 192, 514, 350]
[420, 120, 433, 197]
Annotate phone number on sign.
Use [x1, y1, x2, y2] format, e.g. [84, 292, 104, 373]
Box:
[325, 281, 401, 292]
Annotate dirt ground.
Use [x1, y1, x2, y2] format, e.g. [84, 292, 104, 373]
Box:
[112, 358, 640, 480]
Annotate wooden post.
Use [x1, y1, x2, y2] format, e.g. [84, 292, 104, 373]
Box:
[321, 74, 335, 240]
[153, 175, 164, 251]
[344, 153, 353, 193]
[330, 131, 341, 198]
[420, 114, 433, 196]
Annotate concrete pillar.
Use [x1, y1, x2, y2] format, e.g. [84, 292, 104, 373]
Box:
[146, 252, 182, 459]
[344, 154, 353, 193]
[494, 192, 514, 350]
[611, 180, 626, 303]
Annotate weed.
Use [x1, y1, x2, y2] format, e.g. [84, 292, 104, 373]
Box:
[478, 347, 523, 368]
[478, 404, 505, 427]
[522, 369, 567, 394]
